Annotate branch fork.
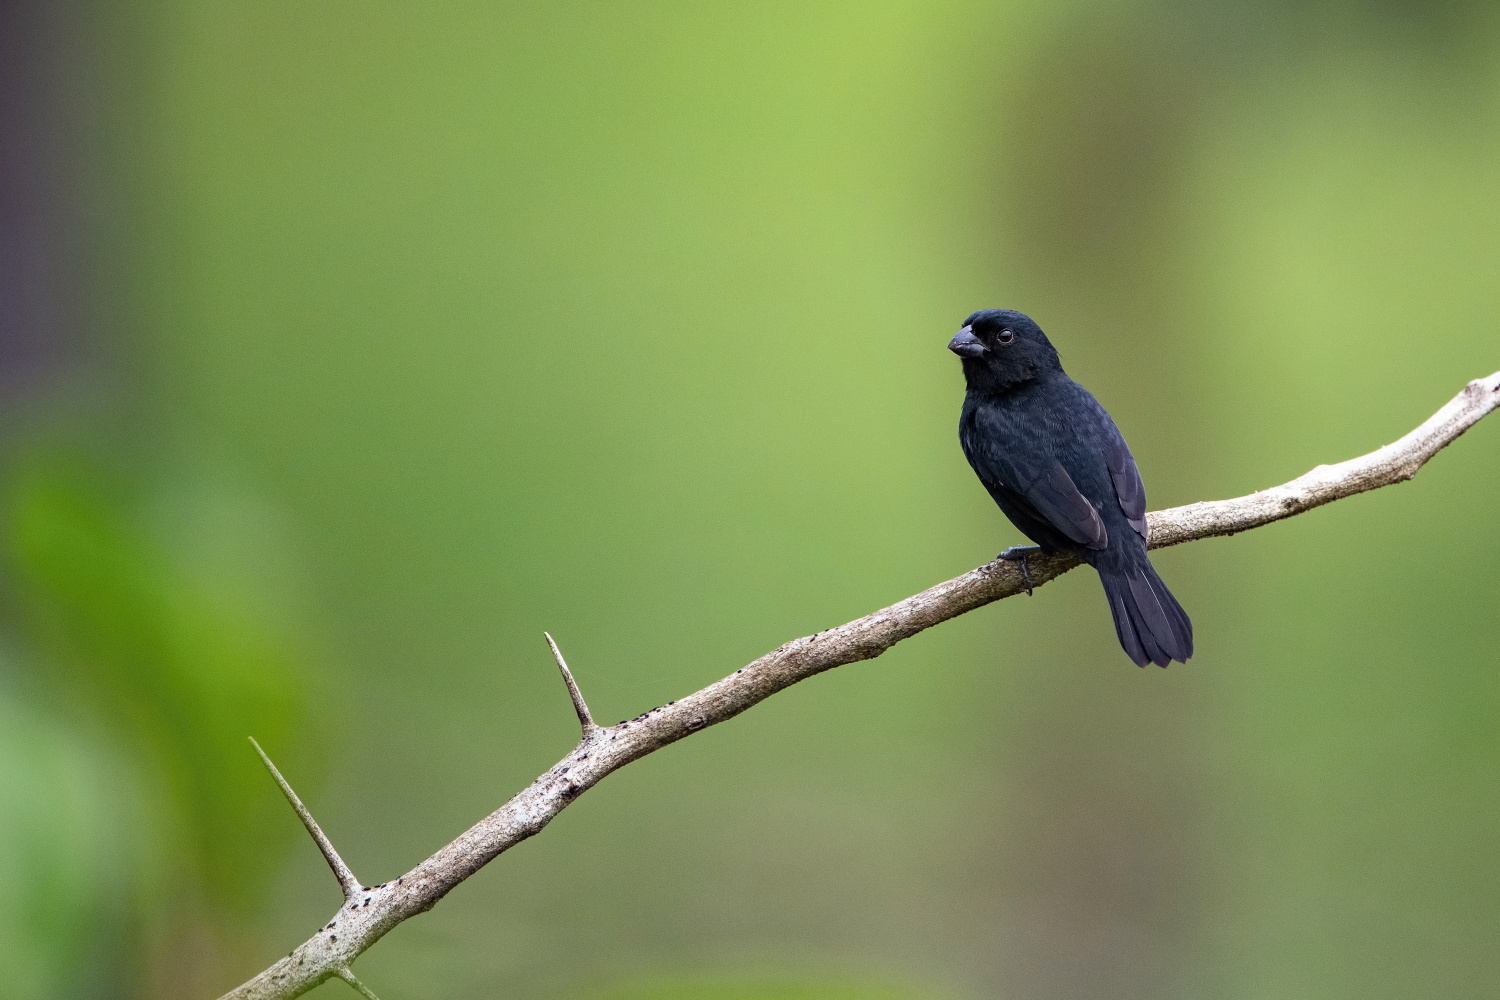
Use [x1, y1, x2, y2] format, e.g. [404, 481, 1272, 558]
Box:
[249, 739, 388, 1000]
[224, 372, 1499, 1000]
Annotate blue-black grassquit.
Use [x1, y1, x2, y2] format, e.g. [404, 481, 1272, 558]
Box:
[950, 309, 1192, 666]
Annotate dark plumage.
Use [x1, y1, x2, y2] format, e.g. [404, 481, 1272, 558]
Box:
[949, 309, 1192, 667]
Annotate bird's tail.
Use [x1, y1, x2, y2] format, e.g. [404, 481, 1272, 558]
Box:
[1096, 558, 1193, 667]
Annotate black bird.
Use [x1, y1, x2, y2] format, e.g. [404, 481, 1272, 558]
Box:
[949, 309, 1192, 667]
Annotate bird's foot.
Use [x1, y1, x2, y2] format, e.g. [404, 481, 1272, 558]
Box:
[997, 545, 1040, 596]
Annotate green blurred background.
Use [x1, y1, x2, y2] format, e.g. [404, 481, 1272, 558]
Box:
[3, 2, 1498, 998]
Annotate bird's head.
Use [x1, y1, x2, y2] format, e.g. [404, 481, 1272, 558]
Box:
[948, 308, 1062, 391]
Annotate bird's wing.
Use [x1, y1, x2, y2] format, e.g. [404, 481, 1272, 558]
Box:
[962, 399, 1109, 551]
[1103, 437, 1148, 539]
[1020, 457, 1109, 550]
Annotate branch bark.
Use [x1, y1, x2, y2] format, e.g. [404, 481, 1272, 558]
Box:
[221, 372, 1499, 1000]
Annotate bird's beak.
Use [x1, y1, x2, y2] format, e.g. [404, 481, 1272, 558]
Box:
[948, 326, 986, 358]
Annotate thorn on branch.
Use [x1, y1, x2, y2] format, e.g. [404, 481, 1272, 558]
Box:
[544, 631, 598, 736]
[337, 967, 384, 1000]
[249, 737, 362, 904]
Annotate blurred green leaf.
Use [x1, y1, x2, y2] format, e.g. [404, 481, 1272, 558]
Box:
[4, 450, 316, 911]
[0, 676, 126, 1000]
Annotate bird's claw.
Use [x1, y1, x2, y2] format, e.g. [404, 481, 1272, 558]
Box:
[997, 545, 1039, 596]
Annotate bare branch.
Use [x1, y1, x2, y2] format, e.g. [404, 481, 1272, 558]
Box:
[544, 631, 597, 736]
[249, 738, 362, 905]
[1144, 373, 1500, 548]
[219, 373, 1499, 1000]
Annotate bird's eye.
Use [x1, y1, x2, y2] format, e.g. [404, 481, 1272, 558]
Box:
[997, 328, 1015, 345]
